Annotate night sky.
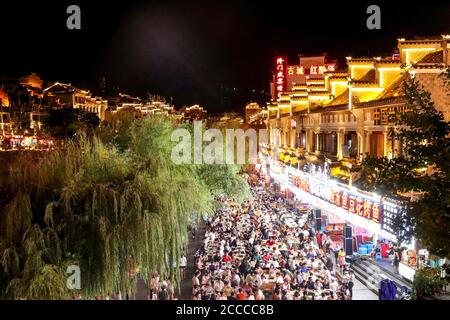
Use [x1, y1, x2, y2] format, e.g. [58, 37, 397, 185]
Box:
[1, 0, 449, 112]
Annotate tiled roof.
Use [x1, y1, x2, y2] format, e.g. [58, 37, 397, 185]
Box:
[329, 76, 348, 81]
[415, 49, 445, 65]
[354, 96, 404, 109]
[348, 58, 374, 63]
[376, 59, 401, 64]
[308, 104, 348, 114]
[325, 89, 349, 107]
[358, 69, 376, 82]
[374, 73, 407, 100]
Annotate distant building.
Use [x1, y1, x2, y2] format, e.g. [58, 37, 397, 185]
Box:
[0, 73, 45, 135]
[180, 105, 207, 121]
[141, 95, 175, 116]
[44, 82, 107, 120]
[244, 102, 263, 128]
[0, 87, 9, 107]
[207, 112, 244, 129]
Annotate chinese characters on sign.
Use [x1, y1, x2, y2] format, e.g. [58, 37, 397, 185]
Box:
[275, 57, 287, 99]
[288, 171, 382, 224]
[382, 203, 398, 234]
[330, 190, 382, 224]
[287, 64, 336, 76]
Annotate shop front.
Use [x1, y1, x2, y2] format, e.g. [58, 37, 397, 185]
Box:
[267, 160, 398, 255]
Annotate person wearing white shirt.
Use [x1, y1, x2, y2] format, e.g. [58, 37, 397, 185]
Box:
[312, 259, 319, 270]
[275, 273, 284, 285]
[272, 259, 280, 268]
[180, 255, 187, 280]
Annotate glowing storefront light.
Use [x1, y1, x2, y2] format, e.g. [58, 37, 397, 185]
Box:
[267, 158, 397, 241]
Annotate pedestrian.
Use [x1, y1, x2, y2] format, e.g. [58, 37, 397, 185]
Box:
[338, 248, 346, 272]
[326, 254, 334, 271]
[158, 285, 169, 300]
[347, 271, 354, 299]
[180, 254, 187, 280]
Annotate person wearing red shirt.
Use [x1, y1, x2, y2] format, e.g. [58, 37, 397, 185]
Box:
[222, 254, 232, 262]
[236, 288, 246, 300]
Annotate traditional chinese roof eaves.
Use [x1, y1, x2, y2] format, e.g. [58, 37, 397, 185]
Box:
[44, 82, 88, 95]
[398, 39, 442, 46]
[308, 104, 349, 114]
[307, 84, 327, 88]
[411, 64, 446, 69]
[329, 76, 348, 81]
[356, 69, 376, 83]
[292, 109, 309, 116]
[354, 96, 405, 109]
[347, 58, 375, 64]
[325, 89, 349, 107]
[415, 49, 445, 64]
[375, 73, 407, 100]
[306, 78, 325, 82]
[308, 92, 331, 97]
[376, 60, 402, 65]
[291, 96, 309, 100]
[350, 81, 379, 87]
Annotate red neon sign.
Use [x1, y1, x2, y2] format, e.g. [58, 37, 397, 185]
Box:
[286, 64, 336, 76]
[274, 56, 287, 99]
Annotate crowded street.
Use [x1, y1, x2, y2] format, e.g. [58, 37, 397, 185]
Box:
[189, 175, 377, 300]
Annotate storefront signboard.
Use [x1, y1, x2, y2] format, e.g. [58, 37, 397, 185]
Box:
[288, 168, 382, 224]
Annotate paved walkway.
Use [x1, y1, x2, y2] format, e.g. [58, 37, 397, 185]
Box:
[353, 278, 378, 300]
[328, 250, 378, 300]
[179, 222, 206, 300]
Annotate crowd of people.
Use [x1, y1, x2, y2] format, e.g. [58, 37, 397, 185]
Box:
[191, 180, 354, 300]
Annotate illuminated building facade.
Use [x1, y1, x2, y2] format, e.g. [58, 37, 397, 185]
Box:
[44, 82, 108, 120]
[253, 35, 449, 183]
[180, 105, 207, 121]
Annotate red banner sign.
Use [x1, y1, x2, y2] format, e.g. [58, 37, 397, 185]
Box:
[289, 172, 382, 224]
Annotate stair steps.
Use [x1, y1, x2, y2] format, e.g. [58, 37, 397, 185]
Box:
[351, 258, 412, 299]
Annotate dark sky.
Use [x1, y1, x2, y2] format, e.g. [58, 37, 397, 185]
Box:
[1, 0, 449, 112]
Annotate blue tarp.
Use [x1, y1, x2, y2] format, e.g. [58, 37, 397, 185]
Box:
[379, 279, 397, 300]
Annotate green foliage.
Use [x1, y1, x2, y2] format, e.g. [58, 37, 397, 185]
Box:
[412, 268, 447, 299]
[0, 115, 251, 299]
[43, 108, 100, 139]
[362, 70, 450, 258]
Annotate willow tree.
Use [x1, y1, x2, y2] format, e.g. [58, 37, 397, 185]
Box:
[0, 115, 250, 299]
